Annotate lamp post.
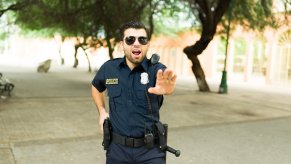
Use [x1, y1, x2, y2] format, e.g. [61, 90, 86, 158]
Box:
[219, 0, 232, 94]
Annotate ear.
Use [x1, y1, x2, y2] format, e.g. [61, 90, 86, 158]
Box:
[119, 41, 124, 50]
[146, 41, 150, 48]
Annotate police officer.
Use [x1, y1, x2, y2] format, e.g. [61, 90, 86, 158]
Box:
[91, 21, 177, 164]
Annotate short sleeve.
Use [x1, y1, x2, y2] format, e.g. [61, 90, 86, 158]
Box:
[91, 64, 106, 92]
[155, 62, 167, 74]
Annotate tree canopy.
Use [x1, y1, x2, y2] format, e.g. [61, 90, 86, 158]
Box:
[1, 0, 290, 90]
[182, 0, 289, 91]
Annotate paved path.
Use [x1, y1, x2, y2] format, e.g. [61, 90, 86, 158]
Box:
[1, 62, 291, 164]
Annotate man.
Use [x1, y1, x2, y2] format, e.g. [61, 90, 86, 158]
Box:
[91, 21, 177, 164]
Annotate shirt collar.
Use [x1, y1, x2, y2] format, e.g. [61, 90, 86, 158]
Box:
[140, 57, 149, 71]
[118, 56, 149, 71]
[117, 57, 126, 67]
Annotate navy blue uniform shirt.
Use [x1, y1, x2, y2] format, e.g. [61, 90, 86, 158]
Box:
[92, 57, 166, 137]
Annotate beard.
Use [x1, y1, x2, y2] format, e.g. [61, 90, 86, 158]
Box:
[127, 55, 145, 64]
[125, 50, 147, 66]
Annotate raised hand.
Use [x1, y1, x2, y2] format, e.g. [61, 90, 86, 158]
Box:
[148, 69, 177, 95]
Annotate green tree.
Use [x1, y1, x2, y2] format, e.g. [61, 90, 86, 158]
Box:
[11, 0, 179, 70]
[95, 0, 149, 59]
[182, 0, 287, 92]
[11, 0, 156, 71]
[1, 0, 289, 85]
[0, 0, 33, 18]
[14, 0, 101, 71]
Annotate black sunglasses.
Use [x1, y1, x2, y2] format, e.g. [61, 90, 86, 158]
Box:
[124, 36, 148, 45]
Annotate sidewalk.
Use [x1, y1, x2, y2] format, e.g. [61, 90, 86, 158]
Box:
[1, 63, 291, 164]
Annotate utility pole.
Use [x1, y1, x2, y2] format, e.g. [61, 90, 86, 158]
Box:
[219, 0, 232, 94]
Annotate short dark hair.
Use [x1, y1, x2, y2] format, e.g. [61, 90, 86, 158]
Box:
[119, 21, 150, 41]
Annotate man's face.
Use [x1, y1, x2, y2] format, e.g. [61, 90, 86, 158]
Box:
[121, 28, 150, 69]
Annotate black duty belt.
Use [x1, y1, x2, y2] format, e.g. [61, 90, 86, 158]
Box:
[112, 133, 145, 148]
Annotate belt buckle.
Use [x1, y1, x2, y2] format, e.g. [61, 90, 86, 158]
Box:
[125, 137, 134, 147]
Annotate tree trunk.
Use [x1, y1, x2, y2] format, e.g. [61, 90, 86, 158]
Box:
[80, 47, 92, 72]
[73, 44, 80, 68]
[105, 36, 114, 59]
[59, 36, 65, 65]
[184, 0, 231, 92]
[183, 38, 213, 92]
[73, 37, 84, 68]
[190, 55, 210, 92]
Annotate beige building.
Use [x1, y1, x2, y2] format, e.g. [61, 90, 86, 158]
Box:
[4, 21, 290, 86]
[145, 23, 291, 86]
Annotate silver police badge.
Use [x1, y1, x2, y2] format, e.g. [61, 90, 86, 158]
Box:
[140, 72, 149, 85]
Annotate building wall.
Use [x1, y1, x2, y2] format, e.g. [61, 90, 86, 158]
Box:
[145, 26, 291, 85]
[4, 26, 291, 85]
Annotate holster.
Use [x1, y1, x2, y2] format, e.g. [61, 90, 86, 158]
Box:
[102, 118, 112, 150]
[154, 122, 181, 158]
[154, 122, 168, 151]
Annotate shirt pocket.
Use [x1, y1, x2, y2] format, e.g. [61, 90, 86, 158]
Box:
[107, 87, 123, 112]
[135, 88, 148, 110]
[147, 93, 160, 114]
[136, 90, 146, 101]
[135, 84, 147, 101]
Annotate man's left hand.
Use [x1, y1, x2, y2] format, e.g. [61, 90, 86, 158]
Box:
[148, 69, 177, 95]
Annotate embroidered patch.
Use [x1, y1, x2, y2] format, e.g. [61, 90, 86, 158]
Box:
[106, 78, 118, 84]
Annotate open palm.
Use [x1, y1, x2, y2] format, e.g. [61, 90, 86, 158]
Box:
[148, 69, 177, 95]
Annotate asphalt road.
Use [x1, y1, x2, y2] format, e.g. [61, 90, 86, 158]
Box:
[1, 62, 291, 164]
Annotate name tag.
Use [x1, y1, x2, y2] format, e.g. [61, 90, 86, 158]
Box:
[106, 78, 118, 85]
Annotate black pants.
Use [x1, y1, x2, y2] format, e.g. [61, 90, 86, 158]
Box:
[106, 143, 165, 164]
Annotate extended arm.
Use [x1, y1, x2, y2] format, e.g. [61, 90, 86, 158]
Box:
[91, 85, 109, 133]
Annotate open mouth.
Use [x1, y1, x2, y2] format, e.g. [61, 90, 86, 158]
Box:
[132, 50, 141, 56]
